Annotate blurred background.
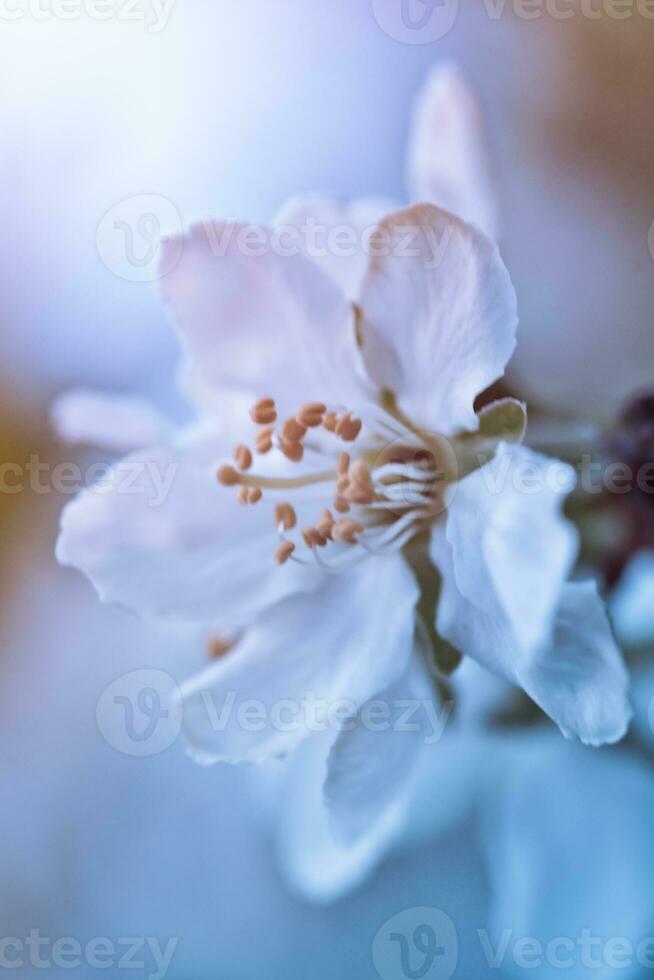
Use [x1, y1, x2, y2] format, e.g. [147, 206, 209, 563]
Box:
[1, 1, 654, 977]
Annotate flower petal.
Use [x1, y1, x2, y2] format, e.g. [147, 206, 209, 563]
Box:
[178, 554, 418, 765]
[275, 732, 405, 903]
[51, 388, 168, 453]
[324, 648, 435, 843]
[159, 221, 368, 418]
[273, 195, 397, 300]
[407, 63, 499, 240]
[432, 445, 578, 675]
[56, 439, 320, 628]
[520, 581, 632, 746]
[358, 204, 517, 435]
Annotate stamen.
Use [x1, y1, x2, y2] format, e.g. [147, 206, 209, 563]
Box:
[274, 502, 297, 530]
[332, 518, 364, 544]
[218, 465, 240, 486]
[255, 427, 274, 454]
[234, 445, 253, 471]
[334, 496, 350, 513]
[301, 527, 327, 549]
[335, 413, 362, 442]
[323, 411, 337, 432]
[281, 417, 307, 443]
[337, 452, 350, 475]
[208, 636, 233, 659]
[247, 488, 262, 504]
[275, 540, 296, 565]
[237, 486, 250, 505]
[316, 508, 334, 539]
[297, 402, 327, 428]
[280, 439, 304, 463]
[223, 468, 336, 491]
[250, 397, 277, 425]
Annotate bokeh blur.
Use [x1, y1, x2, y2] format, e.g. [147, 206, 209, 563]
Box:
[1, 2, 654, 977]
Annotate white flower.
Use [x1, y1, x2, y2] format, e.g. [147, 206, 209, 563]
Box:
[54, 66, 631, 888]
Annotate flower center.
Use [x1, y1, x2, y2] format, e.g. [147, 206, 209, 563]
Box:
[217, 397, 451, 571]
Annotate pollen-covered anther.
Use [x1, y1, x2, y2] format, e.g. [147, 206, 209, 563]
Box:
[255, 427, 274, 454]
[208, 636, 233, 660]
[316, 508, 335, 539]
[345, 460, 374, 504]
[275, 540, 295, 565]
[334, 496, 350, 514]
[297, 402, 327, 428]
[337, 452, 350, 475]
[322, 411, 337, 432]
[301, 527, 328, 549]
[335, 413, 362, 442]
[237, 486, 262, 505]
[234, 444, 253, 471]
[332, 518, 364, 544]
[250, 397, 277, 425]
[274, 502, 297, 531]
[281, 417, 307, 443]
[336, 475, 351, 496]
[217, 465, 240, 486]
[280, 439, 304, 463]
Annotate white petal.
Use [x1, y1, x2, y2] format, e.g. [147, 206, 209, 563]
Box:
[407, 63, 499, 240]
[159, 221, 368, 418]
[358, 204, 517, 434]
[276, 732, 404, 903]
[273, 194, 397, 300]
[51, 388, 168, 452]
[324, 649, 434, 843]
[432, 445, 578, 674]
[521, 581, 632, 746]
[179, 554, 419, 765]
[56, 439, 320, 628]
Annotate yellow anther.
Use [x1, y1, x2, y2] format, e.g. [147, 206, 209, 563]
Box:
[234, 445, 253, 471]
[337, 452, 350, 475]
[336, 413, 362, 442]
[301, 527, 327, 549]
[275, 540, 296, 565]
[250, 397, 277, 425]
[281, 417, 307, 443]
[280, 439, 304, 463]
[332, 519, 364, 544]
[217, 465, 240, 486]
[274, 502, 297, 531]
[297, 402, 327, 428]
